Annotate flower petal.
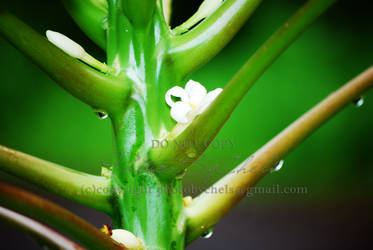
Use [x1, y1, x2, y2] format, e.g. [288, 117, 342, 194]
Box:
[185, 80, 207, 106]
[170, 101, 192, 123]
[165, 86, 188, 107]
[198, 88, 223, 114]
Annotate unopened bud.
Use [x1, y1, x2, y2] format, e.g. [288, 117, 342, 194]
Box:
[111, 229, 144, 250]
[46, 30, 112, 73]
[46, 30, 85, 58]
[183, 196, 194, 207]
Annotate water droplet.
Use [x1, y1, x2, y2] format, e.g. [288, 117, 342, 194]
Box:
[271, 160, 284, 172]
[353, 97, 364, 107]
[201, 228, 213, 239]
[94, 109, 108, 119]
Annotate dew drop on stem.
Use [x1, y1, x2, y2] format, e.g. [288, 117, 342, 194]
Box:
[271, 160, 284, 173]
[94, 109, 108, 119]
[353, 96, 364, 107]
[201, 228, 213, 239]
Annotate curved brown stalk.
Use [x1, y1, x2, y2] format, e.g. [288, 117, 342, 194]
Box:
[0, 206, 85, 250]
[0, 182, 125, 250]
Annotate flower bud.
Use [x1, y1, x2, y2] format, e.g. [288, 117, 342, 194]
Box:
[183, 196, 194, 207]
[46, 30, 112, 73]
[111, 229, 144, 250]
[46, 30, 85, 59]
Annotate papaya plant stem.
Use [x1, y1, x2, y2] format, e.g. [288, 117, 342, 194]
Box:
[185, 66, 373, 243]
[0, 206, 84, 250]
[0, 145, 112, 213]
[170, 0, 262, 76]
[151, 0, 338, 179]
[0, 182, 125, 250]
[0, 11, 131, 114]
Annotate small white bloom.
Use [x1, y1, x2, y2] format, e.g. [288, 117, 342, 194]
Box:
[46, 30, 85, 58]
[111, 229, 144, 250]
[165, 80, 222, 124]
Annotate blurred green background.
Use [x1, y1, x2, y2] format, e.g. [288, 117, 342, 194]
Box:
[0, 0, 372, 249]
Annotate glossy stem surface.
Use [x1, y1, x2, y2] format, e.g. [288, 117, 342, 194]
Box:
[170, 0, 262, 76]
[0, 11, 130, 114]
[62, 0, 108, 49]
[0, 145, 111, 213]
[107, 1, 186, 249]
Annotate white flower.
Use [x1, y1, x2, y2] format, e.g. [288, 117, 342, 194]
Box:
[111, 229, 144, 250]
[165, 80, 222, 124]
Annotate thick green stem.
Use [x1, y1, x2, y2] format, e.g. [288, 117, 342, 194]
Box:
[111, 167, 185, 249]
[151, 0, 338, 180]
[0, 182, 124, 250]
[0, 11, 131, 114]
[0, 206, 84, 250]
[110, 113, 186, 249]
[62, 0, 108, 49]
[185, 66, 373, 243]
[0, 145, 111, 213]
[170, 0, 262, 76]
[105, 2, 186, 249]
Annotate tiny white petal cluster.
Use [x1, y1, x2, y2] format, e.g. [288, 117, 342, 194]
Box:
[165, 80, 222, 124]
[111, 229, 144, 250]
[46, 30, 85, 58]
